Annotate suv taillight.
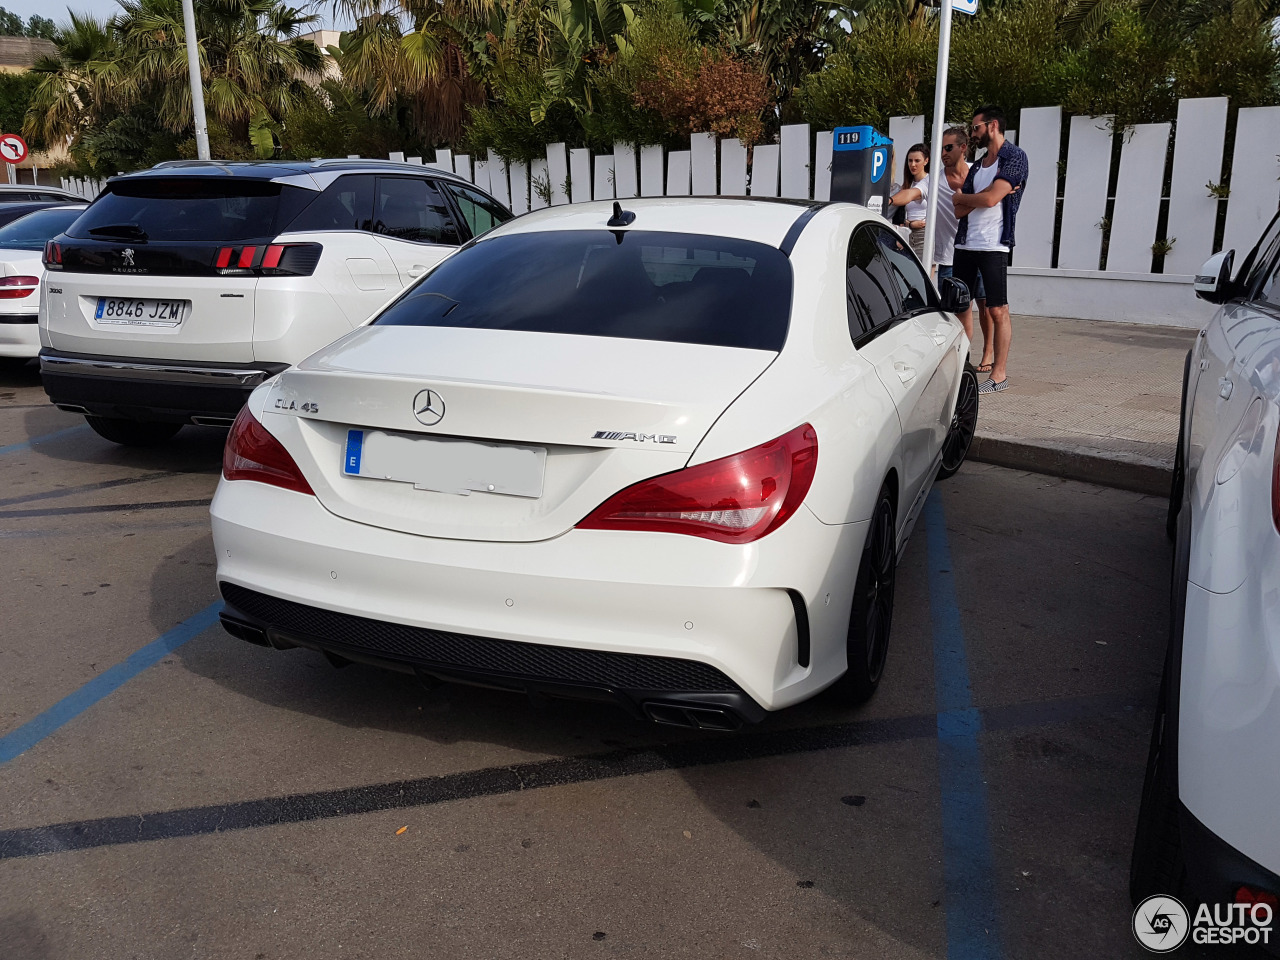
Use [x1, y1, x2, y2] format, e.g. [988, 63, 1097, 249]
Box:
[214, 243, 322, 277]
[223, 407, 314, 495]
[576, 424, 818, 543]
[0, 276, 39, 299]
[43, 240, 61, 269]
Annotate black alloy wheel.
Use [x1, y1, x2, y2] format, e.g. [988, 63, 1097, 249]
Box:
[937, 364, 979, 480]
[845, 485, 897, 703]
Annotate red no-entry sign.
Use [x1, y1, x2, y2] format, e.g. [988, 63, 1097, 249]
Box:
[0, 134, 29, 164]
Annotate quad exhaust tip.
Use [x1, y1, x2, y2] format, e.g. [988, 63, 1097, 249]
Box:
[643, 701, 742, 731]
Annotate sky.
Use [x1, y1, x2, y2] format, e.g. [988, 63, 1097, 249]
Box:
[2, 0, 347, 30]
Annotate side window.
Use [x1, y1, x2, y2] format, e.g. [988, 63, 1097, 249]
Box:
[1243, 214, 1280, 303]
[846, 226, 899, 338]
[870, 227, 932, 315]
[374, 177, 461, 245]
[1257, 251, 1280, 308]
[287, 175, 375, 233]
[441, 182, 512, 238]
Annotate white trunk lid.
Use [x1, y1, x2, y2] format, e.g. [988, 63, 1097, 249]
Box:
[264, 325, 776, 541]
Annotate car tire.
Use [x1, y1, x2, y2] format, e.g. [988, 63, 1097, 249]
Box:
[844, 484, 897, 704]
[85, 416, 183, 446]
[1167, 350, 1193, 542]
[936, 363, 980, 480]
[1130, 660, 1186, 904]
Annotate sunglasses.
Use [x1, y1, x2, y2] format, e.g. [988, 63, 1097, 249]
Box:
[942, 143, 961, 152]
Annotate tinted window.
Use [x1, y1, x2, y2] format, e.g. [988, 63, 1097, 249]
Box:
[0, 192, 40, 202]
[1257, 248, 1280, 309]
[441, 182, 512, 237]
[374, 230, 793, 351]
[374, 177, 461, 245]
[37, 193, 73, 203]
[287, 175, 374, 233]
[846, 226, 932, 339]
[0, 206, 86, 250]
[68, 179, 312, 242]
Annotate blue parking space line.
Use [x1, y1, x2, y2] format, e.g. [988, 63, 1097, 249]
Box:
[925, 491, 1002, 960]
[0, 601, 222, 766]
[0, 425, 89, 457]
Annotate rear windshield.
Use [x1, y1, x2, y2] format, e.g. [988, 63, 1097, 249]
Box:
[66, 178, 312, 242]
[0, 206, 86, 249]
[373, 230, 793, 351]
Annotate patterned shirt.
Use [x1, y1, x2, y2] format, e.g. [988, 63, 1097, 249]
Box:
[954, 140, 1029, 250]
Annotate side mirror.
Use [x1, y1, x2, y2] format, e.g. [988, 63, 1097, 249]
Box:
[938, 277, 971, 314]
[1194, 250, 1235, 304]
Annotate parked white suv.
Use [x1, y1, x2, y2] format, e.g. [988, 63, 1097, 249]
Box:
[1131, 210, 1280, 923]
[39, 159, 512, 444]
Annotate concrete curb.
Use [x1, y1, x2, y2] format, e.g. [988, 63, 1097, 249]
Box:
[970, 432, 1172, 498]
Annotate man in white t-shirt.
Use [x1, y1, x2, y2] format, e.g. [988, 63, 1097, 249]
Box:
[952, 105, 1029, 394]
[888, 126, 994, 370]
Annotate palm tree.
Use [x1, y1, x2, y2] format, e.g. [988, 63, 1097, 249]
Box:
[116, 0, 325, 146]
[24, 12, 134, 147]
[325, 0, 491, 145]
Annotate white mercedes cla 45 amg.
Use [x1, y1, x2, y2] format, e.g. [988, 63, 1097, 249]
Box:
[211, 198, 979, 729]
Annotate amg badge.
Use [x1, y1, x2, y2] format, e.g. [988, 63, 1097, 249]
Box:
[593, 431, 677, 443]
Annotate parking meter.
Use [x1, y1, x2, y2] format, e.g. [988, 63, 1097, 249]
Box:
[831, 126, 893, 216]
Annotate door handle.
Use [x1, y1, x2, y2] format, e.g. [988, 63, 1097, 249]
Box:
[407, 264, 429, 278]
[894, 362, 916, 383]
[931, 333, 947, 345]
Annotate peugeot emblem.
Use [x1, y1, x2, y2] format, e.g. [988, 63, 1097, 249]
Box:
[413, 388, 446, 426]
[122, 248, 136, 267]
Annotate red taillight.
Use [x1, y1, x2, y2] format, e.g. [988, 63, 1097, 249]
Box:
[43, 240, 61, 268]
[0, 276, 38, 299]
[1236, 885, 1280, 909]
[215, 243, 321, 276]
[577, 424, 818, 543]
[223, 407, 314, 496]
[261, 244, 284, 270]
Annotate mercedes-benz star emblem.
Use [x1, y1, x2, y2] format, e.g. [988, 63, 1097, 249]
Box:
[413, 388, 446, 426]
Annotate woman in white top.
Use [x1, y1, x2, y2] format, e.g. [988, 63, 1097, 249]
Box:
[893, 144, 930, 259]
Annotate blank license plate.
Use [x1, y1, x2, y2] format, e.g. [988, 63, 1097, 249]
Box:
[95, 297, 187, 327]
[344, 429, 545, 498]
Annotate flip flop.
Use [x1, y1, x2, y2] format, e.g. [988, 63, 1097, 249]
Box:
[976, 360, 994, 374]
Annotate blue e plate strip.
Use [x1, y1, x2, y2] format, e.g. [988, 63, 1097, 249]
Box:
[345, 429, 364, 475]
[0, 602, 222, 766]
[925, 491, 1002, 960]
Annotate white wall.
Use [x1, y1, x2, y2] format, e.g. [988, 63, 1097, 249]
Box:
[426, 101, 1280, 328]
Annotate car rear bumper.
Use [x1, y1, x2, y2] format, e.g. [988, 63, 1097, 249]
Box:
[0, 312, 38, 357]
[39, 348, 288, 424]
[1180, 801, 1280, 933]
[211, 478, 865, 723]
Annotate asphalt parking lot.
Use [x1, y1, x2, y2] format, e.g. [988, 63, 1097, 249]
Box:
[0, 359, 1209, 959]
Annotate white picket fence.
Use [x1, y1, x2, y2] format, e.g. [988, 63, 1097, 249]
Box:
[60, 176, 106, 200]
[394, 98, 1280, 327]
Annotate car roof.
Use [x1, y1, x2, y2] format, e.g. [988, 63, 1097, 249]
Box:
[488, 197, 860, 251]
[0, 184, 81, 201]
[129, 158, 472, 192]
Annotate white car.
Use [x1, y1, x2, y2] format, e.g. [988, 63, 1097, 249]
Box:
[211, 198, 979, 728]
[0, 184, 83, 203]
[0, 204, 87, 365]
[38, 159, 511, 445]
[1131, 212, 1280, 914]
